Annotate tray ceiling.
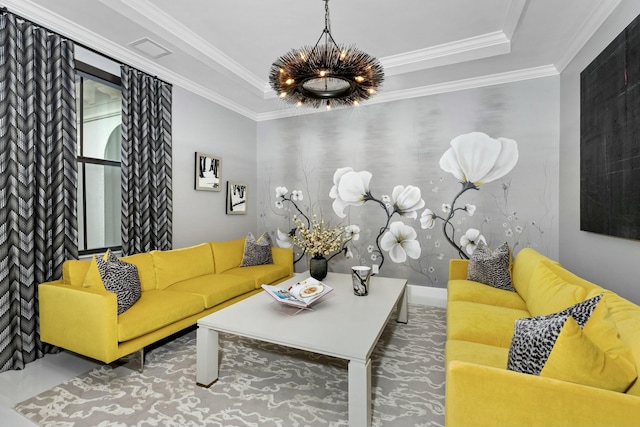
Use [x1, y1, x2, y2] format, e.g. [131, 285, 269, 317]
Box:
[4, 0, 621, 120]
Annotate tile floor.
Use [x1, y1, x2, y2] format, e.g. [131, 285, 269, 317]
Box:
[0, 351, 99, 426]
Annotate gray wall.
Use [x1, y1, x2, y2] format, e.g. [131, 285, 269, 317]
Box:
[257, 77, 559, 288]
[560, 1, 640, 304]
[172, 87, 257, 248]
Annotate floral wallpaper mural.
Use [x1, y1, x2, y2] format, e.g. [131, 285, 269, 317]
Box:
[257, 77, 559, 288]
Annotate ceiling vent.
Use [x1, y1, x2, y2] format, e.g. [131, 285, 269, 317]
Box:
[128, 37, 173, 59]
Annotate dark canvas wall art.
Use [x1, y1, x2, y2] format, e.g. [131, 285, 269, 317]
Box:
[580, 13, 640, 240]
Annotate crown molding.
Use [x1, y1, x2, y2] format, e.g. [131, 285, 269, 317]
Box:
[256, 65, 559, 122]
[380, 0, 526, 77]
[382, 31, 510, 77]
[503, 0, 527, 40]
[373, 65, 559, 104]
[97, 0, 266, 93]
[555, 0, 622, 72]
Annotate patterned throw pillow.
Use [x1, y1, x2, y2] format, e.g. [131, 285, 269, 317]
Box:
[467, 241, 514, 292]
[96, 250, 142, 315]
[507, 312, 570, 374]
[556, 293, 603, 326]
[239, 232, 273, 267]
[507, 294, 603, 375]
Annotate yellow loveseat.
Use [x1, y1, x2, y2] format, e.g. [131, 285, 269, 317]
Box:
[39, 237, 293, 365]
[445, 248, 640, 426]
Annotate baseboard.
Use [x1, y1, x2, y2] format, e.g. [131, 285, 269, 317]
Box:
[407, 284, 447, 308]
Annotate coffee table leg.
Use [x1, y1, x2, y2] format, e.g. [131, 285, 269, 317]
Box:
[196, 327, 219, 387]
[396, 287, 408, 323]
[348, 358, 371, 427]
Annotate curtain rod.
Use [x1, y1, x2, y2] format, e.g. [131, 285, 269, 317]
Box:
[0, 5, 171, 86]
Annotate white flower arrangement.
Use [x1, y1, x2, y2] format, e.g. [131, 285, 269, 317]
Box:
[274, 187, 358, 262]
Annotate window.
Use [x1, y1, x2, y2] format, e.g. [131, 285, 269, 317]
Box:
[75, 61, 122, 255]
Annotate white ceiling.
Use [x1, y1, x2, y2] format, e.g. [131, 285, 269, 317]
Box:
[5, 0, 621, 121]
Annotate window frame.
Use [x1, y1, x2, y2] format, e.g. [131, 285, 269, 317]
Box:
[75, 60, 123, 256]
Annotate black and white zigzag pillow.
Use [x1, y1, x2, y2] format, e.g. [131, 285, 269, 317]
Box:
[96, 250, 142, 315]
[240, 232, 273, 267]
[467, 241, 514, 292]
[556, 293, 603, 326]
[507, 312, 569, 375]
[507, 293, 603, 375]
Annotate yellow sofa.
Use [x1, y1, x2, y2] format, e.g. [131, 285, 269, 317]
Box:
[445, 248, 640, 426]
[39, 238, 293, 365]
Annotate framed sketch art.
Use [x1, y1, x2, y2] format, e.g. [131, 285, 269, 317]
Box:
[226, 182, 247, 215]
[195, 152, 221, 191]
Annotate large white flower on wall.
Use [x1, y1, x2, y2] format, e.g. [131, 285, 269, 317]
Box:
[459, 228, 487, 255]
[420, 132, 519, 259]
[329, 167, 372, 219]
[380, 221, 421, 263]
[276, 229, 293, 248]
[439, 132, 518, 187]
[392, 185, 425, 219]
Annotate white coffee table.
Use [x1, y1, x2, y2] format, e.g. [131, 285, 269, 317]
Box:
[196, 272, 408, 427]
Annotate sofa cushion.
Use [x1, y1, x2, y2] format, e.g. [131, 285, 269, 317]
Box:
[540, 301, 637, 392]
[448, 279, 527, 310]
[151, 243, 215, 290]
[510, 249, 559, 300]
[83, 254, 107, 291]
[117, 290, 204, 342]
[544, 262, 602, 295]
[63, 259, 91, 287]
[120, 252, 156, 291]
[590, 290, 640, 397]
[224, 264, 291, 288]
[508, 294, 636, 392]
[210, 238, 245, 273]
[240, 232, 273, 267]
[526, 262, 588, 316]
[467, 241, 514, 292]
[507, 311, 570, 375]
[447, 301, 530, 348]
[96, 250, 141, 315]
[166, 274, 256, 308]
[446, 339, 509, 369]
[508, 294, 601, 374]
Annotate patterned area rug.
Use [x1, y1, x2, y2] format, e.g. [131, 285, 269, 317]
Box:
[15, 304, 446, 427]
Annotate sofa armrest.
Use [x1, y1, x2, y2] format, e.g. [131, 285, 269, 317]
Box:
[272, 247, 293, 277]
[39, 281, 120, 363]
[446, 360, 640, 426]
[449, 259, 469, 280]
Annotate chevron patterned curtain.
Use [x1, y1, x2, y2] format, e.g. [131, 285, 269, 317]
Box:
[0, 12, 78, 371]
[120, 65, 173, 255]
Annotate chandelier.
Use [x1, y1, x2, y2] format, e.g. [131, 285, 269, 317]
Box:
[268, 0, 384, 109]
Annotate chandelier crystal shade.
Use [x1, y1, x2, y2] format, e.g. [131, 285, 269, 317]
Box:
[269, 0, 384, 109]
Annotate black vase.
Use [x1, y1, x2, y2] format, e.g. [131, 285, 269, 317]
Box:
[309, 255, 328, 280]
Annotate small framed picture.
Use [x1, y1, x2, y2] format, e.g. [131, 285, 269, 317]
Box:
[195, 152, 221, 191]
[226, 182, 247, 215]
